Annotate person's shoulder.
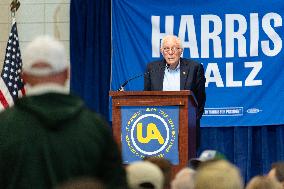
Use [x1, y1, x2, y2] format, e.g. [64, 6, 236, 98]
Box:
[181, 58, 201, 67]
[0, 106, 16, 119]
[81, 108, 111, 128]
[147, 59, 163, 66]
[0, 105, 24, 129]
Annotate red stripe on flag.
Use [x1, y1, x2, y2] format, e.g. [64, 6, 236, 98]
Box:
[0, 90, 9, 108]
[21, 87, 26, 96]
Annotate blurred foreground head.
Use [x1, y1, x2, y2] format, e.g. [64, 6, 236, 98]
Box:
[189, 150, 226, 170]
[171, 167, 196, 189]
[143, 157, 172, 189]
[195, 160, 244, 189]
[126, 161, 164, 189]
[246, 176, 282, 189]
[268, 161, 284, 189]
[22, 35, 68, 90]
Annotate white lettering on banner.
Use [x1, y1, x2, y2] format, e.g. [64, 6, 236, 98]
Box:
[225, 14, 247, 58]
[250, 13, 259, 57]
[262, 13, 282, 56]
[151, 12, 280, 88]
[178, 15, 199, 58]
[151, 16, 174, 57]
[201, 15, 222, 58]
[151, 12, 282, 58]
[204, 61, 263, 87]
[205, 63, 224, 87]
[245, 61, 262, 86]
[226, 62, 242, 87]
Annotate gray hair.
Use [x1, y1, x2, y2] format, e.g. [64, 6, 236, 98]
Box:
[161, 35, 183, 49]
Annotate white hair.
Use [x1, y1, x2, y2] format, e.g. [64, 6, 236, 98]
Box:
[161, 35, 183, 49]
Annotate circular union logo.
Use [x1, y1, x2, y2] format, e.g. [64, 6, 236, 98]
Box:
[125, 108, 176, 158]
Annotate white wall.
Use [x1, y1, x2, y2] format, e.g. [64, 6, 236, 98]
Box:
[0, 0, 70, 81]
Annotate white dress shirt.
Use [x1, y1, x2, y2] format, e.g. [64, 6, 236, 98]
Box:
[162, 62, 180, 91]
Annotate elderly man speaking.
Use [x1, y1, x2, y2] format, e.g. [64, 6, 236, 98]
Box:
[144, 34, 206, 148]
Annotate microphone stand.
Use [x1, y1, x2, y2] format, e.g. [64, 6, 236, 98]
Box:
[117, 73, 145, 91]
[117, 64, 169, 91]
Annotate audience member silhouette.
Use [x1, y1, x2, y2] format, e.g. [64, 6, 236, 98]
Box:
[0, 36, 127, 189]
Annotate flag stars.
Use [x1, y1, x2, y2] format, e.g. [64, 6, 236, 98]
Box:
[2, 22, 25, 102]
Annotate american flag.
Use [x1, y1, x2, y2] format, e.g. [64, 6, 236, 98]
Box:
[0, 19, 25, 111]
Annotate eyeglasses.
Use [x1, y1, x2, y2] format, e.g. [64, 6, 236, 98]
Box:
[163, 47, 181, 53]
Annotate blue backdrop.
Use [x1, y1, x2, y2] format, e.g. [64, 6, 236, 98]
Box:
[111, 0, 284, 127]
[70, 0, 284, 183]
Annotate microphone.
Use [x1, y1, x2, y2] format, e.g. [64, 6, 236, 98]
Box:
[117, 64, 169, 91]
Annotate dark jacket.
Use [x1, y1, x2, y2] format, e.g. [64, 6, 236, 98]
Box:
[144, 58, 206, 120]
[0, 93, 127, 189]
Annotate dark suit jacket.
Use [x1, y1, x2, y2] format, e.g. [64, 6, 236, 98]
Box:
[144, 58, 206, 120]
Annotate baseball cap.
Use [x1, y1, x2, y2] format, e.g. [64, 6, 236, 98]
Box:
[189, 150, 226, 170]
[22, 35, 68, 76]
[126, 161, 164, 189]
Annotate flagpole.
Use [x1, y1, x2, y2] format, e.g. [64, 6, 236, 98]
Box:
[0, 0, 25, 111]
[10, 0, 20, 22]
[10, 0, 20, 13]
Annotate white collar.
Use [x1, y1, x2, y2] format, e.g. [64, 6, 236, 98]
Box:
[167, 60, 180, 71]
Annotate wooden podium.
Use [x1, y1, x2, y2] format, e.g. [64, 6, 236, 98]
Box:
[109, 90, 197, 175]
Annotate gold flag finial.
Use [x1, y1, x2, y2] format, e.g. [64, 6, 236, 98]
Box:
[10, 0, 20, 13]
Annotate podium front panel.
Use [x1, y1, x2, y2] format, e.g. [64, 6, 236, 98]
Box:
[121, 106, 179, 165]
[109, 91, 197, 176]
